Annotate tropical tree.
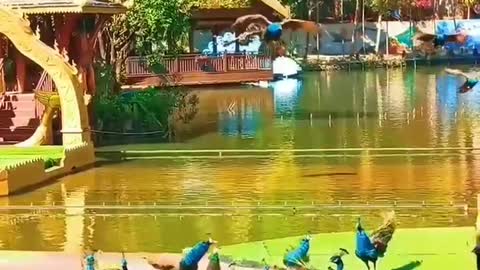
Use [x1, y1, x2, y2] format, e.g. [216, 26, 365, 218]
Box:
[98, 0, 193, 82]
[463, 0, 478, 19]
[368, 0, 402, 53]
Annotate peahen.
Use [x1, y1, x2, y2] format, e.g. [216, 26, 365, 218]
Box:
[355, 211, 396, 270]
[283, 235, 311, 269]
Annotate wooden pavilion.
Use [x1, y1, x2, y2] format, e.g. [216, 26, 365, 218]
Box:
[0, 0, 126, 143]
[124, 0, 290, 88]
[0, 0, 126, 94]
[189, 0, 290, 52]
[190, 0, 290, 49]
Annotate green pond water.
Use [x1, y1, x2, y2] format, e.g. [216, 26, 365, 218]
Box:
[1, 66, 480, 252]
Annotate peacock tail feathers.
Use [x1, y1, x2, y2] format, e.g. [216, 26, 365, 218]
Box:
[370, 211, 396, 253]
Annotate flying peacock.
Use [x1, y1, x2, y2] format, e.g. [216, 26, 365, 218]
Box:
[444, 68, 480, 93]
[225, 14, 321, 47]
[283, 234, 311, 269]
[355, 211, 396, 270]
[415, 32, 467, 48]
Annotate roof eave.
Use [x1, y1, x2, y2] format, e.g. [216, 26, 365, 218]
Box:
[1, 4, 127, 14]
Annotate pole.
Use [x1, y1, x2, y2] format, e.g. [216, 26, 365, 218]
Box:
[409, 4, 416, 69]
[476, 194, 480, 230]
[352, 0, 359, 54]
[316, 0, 320, 55]
[386, 20, 389, 56]
[362, 0, 366, 55]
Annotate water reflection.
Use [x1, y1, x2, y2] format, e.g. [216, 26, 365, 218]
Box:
[4, 66, 480, 252]
[272, 79, 303, 116]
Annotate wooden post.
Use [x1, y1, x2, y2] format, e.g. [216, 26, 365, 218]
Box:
[175, 57, 180, 73]
[476, 194, 480, 231]
[0, 38, 5, 96]
[15, 50, 26, 93]
[223, 54, 228, 72]
[188, 20, 195, 53]
[243, 51, 247, 70]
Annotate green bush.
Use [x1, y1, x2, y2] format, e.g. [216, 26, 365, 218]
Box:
[44, 158, 60, 169]
[92, 62, 198, 145]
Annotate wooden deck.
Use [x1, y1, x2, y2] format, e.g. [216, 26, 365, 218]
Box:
[124, 54, 273, 87]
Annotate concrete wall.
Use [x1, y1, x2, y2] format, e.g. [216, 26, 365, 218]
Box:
[0, 143, 95, 196]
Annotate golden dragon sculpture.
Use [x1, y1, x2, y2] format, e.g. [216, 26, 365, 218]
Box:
[0, 6, 90, 146]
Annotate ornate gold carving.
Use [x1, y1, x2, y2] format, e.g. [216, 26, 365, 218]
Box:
[16, 91, 91, 146]
[0, 7, 90, 145]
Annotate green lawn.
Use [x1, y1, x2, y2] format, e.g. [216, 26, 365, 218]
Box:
[0, 146, 64, 169]
[220, 227, 476, 270]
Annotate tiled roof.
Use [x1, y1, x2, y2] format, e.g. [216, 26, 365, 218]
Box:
[0, 0, 126, 14]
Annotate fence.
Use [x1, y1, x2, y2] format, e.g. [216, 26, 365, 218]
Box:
[125, 54, 272, 77]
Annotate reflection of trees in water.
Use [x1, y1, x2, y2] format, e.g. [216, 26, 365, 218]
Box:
[173, 88, 274, 141]
[219, 105, 258, 138]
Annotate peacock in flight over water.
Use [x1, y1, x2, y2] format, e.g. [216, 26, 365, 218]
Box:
[444, 68, 480, 93]
[355, 211, 396, 270]
[225, 14, 321, 46]
[283, 235, 311, 269]
[415, 32, 468, 48]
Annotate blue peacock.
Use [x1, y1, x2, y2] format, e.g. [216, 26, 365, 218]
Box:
[444, 68, 480, 93]
[355, 211, 396, 270]
[180, 238, 216, 270]
[283, 235, 311, 269]
[226, 14, 321, 46]
[328, 248, 349, 270]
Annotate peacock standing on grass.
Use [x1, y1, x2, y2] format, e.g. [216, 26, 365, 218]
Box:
[180, 238, 217, 270]
[328, 248, 349, 270]
[283, 235, 311, 269]
[207, 247, 221, 270]
[355, 211, 396, 270]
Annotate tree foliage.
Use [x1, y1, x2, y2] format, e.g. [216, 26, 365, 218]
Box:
[129, 0, 192, 56]
[100, 0, 193, 82]
[191, 0, 250, 8]
[367, 0, 402, 15]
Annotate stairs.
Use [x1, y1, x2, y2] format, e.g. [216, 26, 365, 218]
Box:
[0, 93, 41, 144]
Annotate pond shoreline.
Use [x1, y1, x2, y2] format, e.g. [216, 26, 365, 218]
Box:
[301, 55, 480, 71]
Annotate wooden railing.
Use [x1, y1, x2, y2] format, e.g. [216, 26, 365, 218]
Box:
[125, 54, 272, 77]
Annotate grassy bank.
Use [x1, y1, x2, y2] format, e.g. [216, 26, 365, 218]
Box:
[0, 146, 64, 169]
[220, 227, 475, 270]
